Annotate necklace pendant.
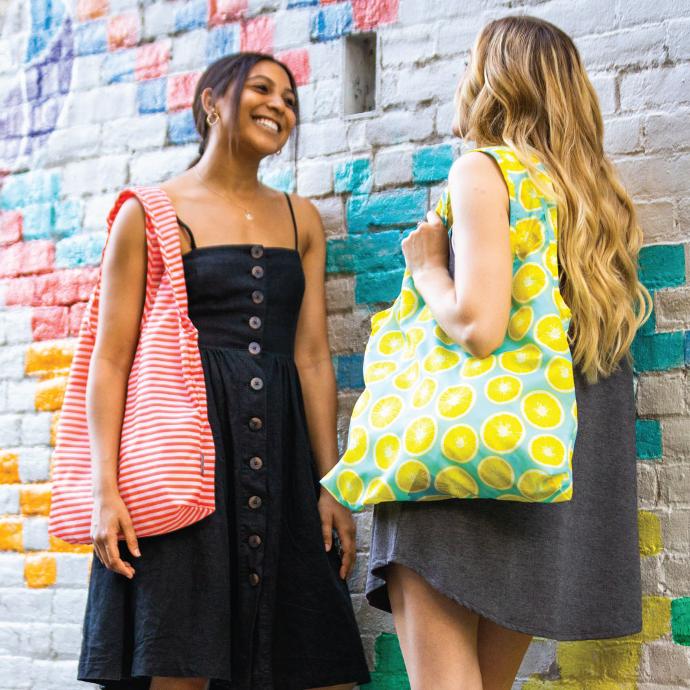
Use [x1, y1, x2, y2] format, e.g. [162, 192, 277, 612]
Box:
[245, 211, 254, 221]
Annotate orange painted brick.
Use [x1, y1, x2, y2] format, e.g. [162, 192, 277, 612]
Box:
[20, 484, 52, 516]
[0, 451, 20, 484]
[50, 411, 61, 448]
[35, 376, 67, 411]
[24, 553, 57, 588]
[50, 534, 93, 554]
[0, 517, 23, 551]
[76, 0, 109, 21]
[25, 340, 74, 377]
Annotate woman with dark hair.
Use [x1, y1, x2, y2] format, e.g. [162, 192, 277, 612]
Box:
[76, 53, 370, 690]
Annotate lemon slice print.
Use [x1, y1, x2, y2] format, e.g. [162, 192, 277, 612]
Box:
[517, 469, 565, 501]
[341, 426, 368, 465]
[351, 389, 371, 418]
[477, 456, 515, 490]
[481, 413, 525, 453]
[545, 356, 574, 392]
[374, 434, 401, 470]
[461, 355, 496, 378]
[514, 218, 545, 259]
[521, 391, 564, 429]
[363, 478, 396, 504]
[364, 360, 398, 384]
[529, 434, 566, 467]
[552, 483, 573, 503]
[441, 424, 479, 463]
[548, 206, 558, 239]
[417, 305, 433, 322]
[435, 466, 479, 498]
[485, 375, 523, 404]
[508, 306, 533, 341]
[552, 289, 571, 320]
[499, 344, 542, 374]
[543, 241, 559, 278]
[434, 325, 455, 345]
[401, 326, 426, 360]
[412, 378, 438, 408]
[378, 330, 405, 356]
[518, 178, 542, 211]
[369, 395, 404, 429]
[393, 361, 420, 390]
[396, 460, 432, 493]
[512, 263, 548, 303]
[423, 346, 460, 373]
[436, 384, 476, 418]
[535, 314, 569, 353]
[571, 400, 578, 421]
[371, 307, 392, 335]
[398, 288, 419, 322]
[336, 470, 364, 505]
[403, 416, 437, 456]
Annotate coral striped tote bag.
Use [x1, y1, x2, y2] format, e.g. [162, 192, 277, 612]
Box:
[49, 187, 216, 544]
[321, 146, 578, 511]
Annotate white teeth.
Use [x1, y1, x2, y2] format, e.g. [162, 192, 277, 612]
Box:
[254, 117, 279, 133]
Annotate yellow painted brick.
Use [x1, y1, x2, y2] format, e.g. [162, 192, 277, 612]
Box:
[637, 595, 671, 642]
[638, 510, 663, 556]
[34, 375, 67, 411]
[25, 340, 74, 377]
[0, 517, 23, 551]
[49, 534, 92, 554]
[523, 679, 580, 689]
[24, 553, 57, 588]
[556, 640, 607, 679]
[0, 451, 20, 484]
[50, 411, 61, 447]
[19, 484, 52, 516]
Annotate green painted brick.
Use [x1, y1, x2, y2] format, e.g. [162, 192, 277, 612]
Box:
[361, 633, 410, 689]
[638, 244, 686, 290]
[635, 419, 662, 461]
[671, 597, 690, 646]
[631, 331, 685, 372]
[363, 672, 411, 690]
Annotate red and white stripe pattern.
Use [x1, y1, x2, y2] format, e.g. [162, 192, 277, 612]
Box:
[49, 187, 215, 544]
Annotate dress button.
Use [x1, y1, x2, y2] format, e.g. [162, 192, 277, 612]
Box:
[250, 377, 264, 391]
[251, 245, 264, 259]
[248, 495, 262, 509]
[248, 534, 262, 548]
[249, 416, 263, 431]
[249, 572, 261, 586]
[252, 290, 264, 304]
[248, 341, 261, 355]
[249, 316, 262, 330]
[249, 456, 263, 470]
[251, 265, 264, 279]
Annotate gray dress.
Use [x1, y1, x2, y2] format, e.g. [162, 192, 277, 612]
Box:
[365, 237, 642, 641]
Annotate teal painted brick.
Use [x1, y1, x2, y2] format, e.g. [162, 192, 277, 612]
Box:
[635, 419, 662, 461]
[55, 232, 107, 269]
[53, 200, 83, 239]
[685, 331, 690, 366]
[671, 597, 690, 646]
[347, 189, 427, 233]
[356, 268, 405, 304]
[334, 158, 372, 194]
[631, 331, 685, 372]
[638, 244, 686, 290]
[638, 289, 656, 335]
[261, 167, 295, 193]
[327, 231, 404, 274]
[412, 144, 454, 183]
[21, 203, 55, 240]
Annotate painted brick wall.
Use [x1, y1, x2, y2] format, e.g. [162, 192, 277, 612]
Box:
[0, 0, 688, 688]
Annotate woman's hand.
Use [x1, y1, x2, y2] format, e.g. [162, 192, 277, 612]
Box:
[91, 490, 140, 579]
[318, 488, 356, 580]
[401, 210, 449, 278]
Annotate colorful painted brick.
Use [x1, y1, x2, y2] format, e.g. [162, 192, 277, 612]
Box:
[287, 0, 318, 6]
[276, 49, 311, 87]
[207, 25, 240, 64]
[34, 376, 67, 412]
[0, 241, 55, 278]
[31, 307, 70, 342]
[25, 340, 75, 377]
[412, 144, 454, 184]
[638, 289, 656, 335]
[356, 268, 405, 304]
[21, 203, 55, 241]
[49, 534, 93, 554]
[685, 330, 690, 366]
[0, 452, 20, 485]
[671, 597, 690, 646]
[352, 0, 399, 31]
[241, 15, 274, 53]
[75, 19, 108, 56]
[19, 485, 51, 517]
[632, 331, 685, 372]
[167, 72, 202, 112]
[103, 47, 136, 84]
[638, 243, 686, 290]
[327, 230, 403, 274]
[336, 353, 365, 389]
[55, 233, 107, 269]
[638, 510, 663, 556]
[0, 211, 23, 245]
[137, 78, 167, 114]
[175, 0, 209, 33]
[635, 419, 662, 461]
[24, 553, 57, 588]
[347, 189, 427, 233]
[261, 167, 295, 193]
[362, 633, 410, 689]
[107, 12, 140, 51]
[0, 518, 23, 552]
[311, 2, 353, 42]
[168, 109, 200, 145]
[69, 303, 88, 336]
[76, 0, 109, 22]
[209, 0, 248, 27]
[53, 200, 83, 240]
[334, 159, 373, 194]
[136, 41, 170, 81]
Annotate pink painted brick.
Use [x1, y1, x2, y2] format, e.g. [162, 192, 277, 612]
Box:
[76, 0, 109, 22]
[0, 241, 54, 278]
[0, 211, 23, 246]
[32, 307, 69, 341]
[4, 269, 99, 307]
[167, 72, 202, 112]
[352, 0, 399, 30]
[209, 0, 248, 27]
[241, 15, 273, 54]
[69, 302, 88, 336]
[276, 49, 310, 87]
[136, 41, 170, 81]
[107, 12, 141, 51]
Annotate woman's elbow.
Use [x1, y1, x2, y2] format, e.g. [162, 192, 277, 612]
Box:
[451, 319, 507, 360]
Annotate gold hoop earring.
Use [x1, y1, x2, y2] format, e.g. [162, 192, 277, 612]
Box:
[276, 147, 282, 155]
[206, 110, 219, 126]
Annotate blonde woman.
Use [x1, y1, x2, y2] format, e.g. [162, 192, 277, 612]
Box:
[365, 16, 651, 690]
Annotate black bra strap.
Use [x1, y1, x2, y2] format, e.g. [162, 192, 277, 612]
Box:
[176, 216, 197, 250]
[284, 193, 298, 250]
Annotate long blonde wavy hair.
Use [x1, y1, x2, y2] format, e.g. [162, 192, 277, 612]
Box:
[455, 15, 652, 383]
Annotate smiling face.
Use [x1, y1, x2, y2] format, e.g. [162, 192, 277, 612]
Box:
[205, 59, 298, 160]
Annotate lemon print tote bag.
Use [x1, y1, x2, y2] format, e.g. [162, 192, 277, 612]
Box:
[321, 146, 578, 510]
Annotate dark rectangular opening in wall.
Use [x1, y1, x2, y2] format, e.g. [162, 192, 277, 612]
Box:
[344, 32, 377, 116]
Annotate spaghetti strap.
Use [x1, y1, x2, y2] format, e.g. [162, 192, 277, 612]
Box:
[176, 216, 197, 250]
[284, 193, 298, 250]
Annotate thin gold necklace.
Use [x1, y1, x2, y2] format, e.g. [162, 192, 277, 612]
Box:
[193, 167, 256, 221]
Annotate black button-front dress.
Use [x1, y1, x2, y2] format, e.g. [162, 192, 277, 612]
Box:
[78, 193, 371, 690]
